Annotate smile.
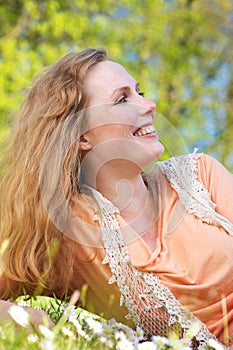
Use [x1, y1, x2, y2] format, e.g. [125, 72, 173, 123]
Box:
[133, 125, 156, 136]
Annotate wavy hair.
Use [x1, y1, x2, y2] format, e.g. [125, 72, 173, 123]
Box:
[0, 48, 108, 299]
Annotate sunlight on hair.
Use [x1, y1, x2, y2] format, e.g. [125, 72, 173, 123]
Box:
[0, 239, 9, 255]
[0, 239, 9, 275]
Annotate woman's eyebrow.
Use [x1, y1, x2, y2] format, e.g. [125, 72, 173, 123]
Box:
[135, 82, 140, 91]
[109, 83, 140, 99]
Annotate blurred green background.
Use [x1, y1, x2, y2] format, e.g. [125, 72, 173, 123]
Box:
[0, 0, 233, 169]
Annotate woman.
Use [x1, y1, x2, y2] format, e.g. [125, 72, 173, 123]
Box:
[0, 48, 232, 347]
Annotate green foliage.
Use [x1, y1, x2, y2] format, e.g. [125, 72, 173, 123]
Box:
[0, 0, 233, 168]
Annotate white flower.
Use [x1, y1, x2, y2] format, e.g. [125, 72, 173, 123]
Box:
[99, 336, 107, 343]
[207, 339, 225, 350]
[69, 317, 88, 338]
[8, 305, 29, 327]
[108, 318, 116, 324]
[179, 338, 192, 348]
[40, 338, 54, 350]
[62, 305, 76, 320]
[137, 342, 158, 350]
[170, 337, 192, 350]
[115, 331, 127, 341]
[127, 326, 145, 346]
[78, 309, 92, 320]
[39, 325, 54, 340]
[152, 335, 171, 348]
[27, 333, 39, 343]
[102, 323, 113, 338]
[128, 333, 139, 346]
[85, 317, 103, 334]
[122, 327, 135, 341]
[116, 339, 134, 350]
[135, 326, 145, 341]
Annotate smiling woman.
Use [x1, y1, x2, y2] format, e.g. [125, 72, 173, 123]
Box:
[0, 48, 233, 348]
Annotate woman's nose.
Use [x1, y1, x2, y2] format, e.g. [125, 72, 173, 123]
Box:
[139, 96, 156, 116]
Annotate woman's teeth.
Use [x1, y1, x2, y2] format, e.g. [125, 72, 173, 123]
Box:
[134, 125, 155, 136]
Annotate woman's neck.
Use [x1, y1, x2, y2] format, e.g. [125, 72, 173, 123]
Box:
[94, 162, 156, 236]
[82, 158, 156, 232]
[97, 173, 148, 212]
[82, 159, 157, 250]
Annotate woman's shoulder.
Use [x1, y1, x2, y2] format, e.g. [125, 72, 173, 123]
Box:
[155, 151, 233, 228]
[153, 151, 218, 211]
[156, 149, 201, 182]
[157, 150, 222, 179]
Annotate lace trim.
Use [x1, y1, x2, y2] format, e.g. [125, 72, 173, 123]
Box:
[158, 150, 233, 236]
[82, 184, 221, 348]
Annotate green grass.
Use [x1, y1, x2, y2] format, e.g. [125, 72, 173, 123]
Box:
[0, 295, 224, 350]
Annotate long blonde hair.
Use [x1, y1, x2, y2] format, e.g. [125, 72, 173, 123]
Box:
[0, 48, 108, 299]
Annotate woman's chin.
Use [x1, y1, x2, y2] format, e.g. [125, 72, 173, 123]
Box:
[150, 141, 165, 160]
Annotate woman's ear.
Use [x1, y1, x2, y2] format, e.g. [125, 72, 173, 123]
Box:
[79, 134, 92, 151]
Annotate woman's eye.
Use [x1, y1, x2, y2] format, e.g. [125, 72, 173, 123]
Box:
[116, 96, 127, 104]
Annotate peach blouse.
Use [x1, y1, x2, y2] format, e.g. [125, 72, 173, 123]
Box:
[71, 154, 233, 345]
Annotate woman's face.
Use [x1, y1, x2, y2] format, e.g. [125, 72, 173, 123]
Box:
[80, 60, 164, 171]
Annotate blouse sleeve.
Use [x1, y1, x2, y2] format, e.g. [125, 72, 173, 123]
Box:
[197, 154, 233, 224]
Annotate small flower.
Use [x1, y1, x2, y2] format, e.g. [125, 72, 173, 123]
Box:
[27, 333, 39, 343]
[99, 336, 107, 343]
[62, 305, 76, 320]
[115, 331, 127, 342]
[121, 326, 135, 340]
[179, 338, 192, 348]
[8, 305, 29, 327]
[135, 326, 145, 341]
[39, 325, 54, 340]
[152, 335, 171, 348]
[85, 317, 103, 334]
[69, 317, 88, 338]
[78, 309, 93, 321]
[116, 338, 134, 350]
[108, 318, 117, 325]
[127, 333, 140, 346]
[102, 323, 113, 338]
[137, 342, 158, 350]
